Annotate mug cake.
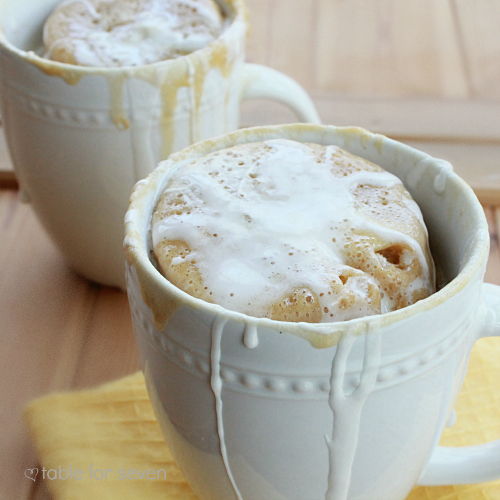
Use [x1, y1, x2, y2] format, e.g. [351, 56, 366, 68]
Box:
[43, 0, 224, 66]
[151, 139, 436, 322]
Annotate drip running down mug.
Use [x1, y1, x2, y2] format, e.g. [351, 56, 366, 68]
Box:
[125, 124, 500, 500]
[0, 0, 320, 289]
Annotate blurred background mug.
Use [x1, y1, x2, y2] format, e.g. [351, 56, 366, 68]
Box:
[124, 124, 500, 500]
[0, 0, 320, 289]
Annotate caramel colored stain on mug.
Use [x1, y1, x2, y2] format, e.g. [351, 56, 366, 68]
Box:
[21, 50, 236, 161]
[156, 43, 235, 158]
[125, 231, 180, 330]
[108, 73, 130, 130]
[210, 42, 232, 79]
[159, 69, 191, 159]
[5, 0, 245, 160]
[24, 52, 84, 85]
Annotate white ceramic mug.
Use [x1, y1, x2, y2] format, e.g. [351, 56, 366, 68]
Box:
[0, 0, 320, 289]
[124, 124, 500, 500]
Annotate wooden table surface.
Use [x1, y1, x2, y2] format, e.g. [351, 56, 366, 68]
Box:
[1, 2, 500, 499]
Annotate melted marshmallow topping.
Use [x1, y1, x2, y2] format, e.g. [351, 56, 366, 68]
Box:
[152, 140, 435, 322]
[43, 0, 223, 67]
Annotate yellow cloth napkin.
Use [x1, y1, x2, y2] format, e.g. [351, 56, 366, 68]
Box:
[25, 338, 500, 500]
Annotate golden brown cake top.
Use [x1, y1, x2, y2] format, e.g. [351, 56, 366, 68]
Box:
[152, 139, 435, 323]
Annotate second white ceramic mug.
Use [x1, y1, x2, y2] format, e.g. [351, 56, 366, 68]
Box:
[124, 124, 500, 500]
[0, 0, 320, 288]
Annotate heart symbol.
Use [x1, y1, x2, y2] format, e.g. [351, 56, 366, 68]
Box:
[24, 468, 38, 482]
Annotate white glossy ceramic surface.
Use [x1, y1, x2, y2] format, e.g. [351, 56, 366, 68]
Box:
[0, 0, 320, 289]
[125, 124, 500, 500]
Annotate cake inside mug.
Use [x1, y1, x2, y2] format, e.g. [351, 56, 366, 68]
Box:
[43, 0, 224, 67]
[152, 139, 436, 323]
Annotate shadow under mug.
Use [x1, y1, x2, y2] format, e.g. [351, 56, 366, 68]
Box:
[124, 124, 500, 500]
[0, 0, 320, 289]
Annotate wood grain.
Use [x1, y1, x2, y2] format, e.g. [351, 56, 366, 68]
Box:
[266, 0, 318, 90]
[314, 0, 468, 97]
[452, 0, 500, 99]
[0, 195, 96, 500]
[0, 195, 137, 500]
[245, 0, 273, 66]
[71, 287, 139, 391]
[242, 94, 500, 141]
[485, 207, 500, 284]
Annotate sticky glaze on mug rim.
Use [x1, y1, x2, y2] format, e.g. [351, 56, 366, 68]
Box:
[124, 123, 489, 337]
[0, 0, 247, 76]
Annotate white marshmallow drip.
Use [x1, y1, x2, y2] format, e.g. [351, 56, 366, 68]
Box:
[325, 328, 382, 499]
[210, 315, 243, 500]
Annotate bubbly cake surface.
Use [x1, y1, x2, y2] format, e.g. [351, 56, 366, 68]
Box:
[43, 0, 223, 67]
[152, 139, 435, 323]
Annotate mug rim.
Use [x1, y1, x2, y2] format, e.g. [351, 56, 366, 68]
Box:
[0, 0, 246, 74]
[124, 123, 490, 335]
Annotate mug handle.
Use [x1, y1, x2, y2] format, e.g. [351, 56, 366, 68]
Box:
[241, 63, 321, 124]
[417, 282, 500, 486]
